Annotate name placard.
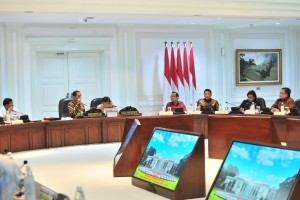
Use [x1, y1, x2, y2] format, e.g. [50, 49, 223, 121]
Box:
[120, 111, 139, 116]
[88, 113, 102, 117]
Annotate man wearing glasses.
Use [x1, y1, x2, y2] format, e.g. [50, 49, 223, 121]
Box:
[271, 87, 295, 113]
[165, 92, 187, 112]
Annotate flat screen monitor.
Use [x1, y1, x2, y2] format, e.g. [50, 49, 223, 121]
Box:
[132, 128, 199, 191]
[206, 140, 300, 200]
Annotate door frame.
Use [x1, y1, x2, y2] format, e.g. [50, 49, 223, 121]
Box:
[28, 37, 114, 119]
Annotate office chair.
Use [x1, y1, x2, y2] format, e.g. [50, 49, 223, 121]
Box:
[294, 99, 300, 112]
[58, 98, 73, 118]
[90, 98, 103, 109]
[256, 97, 266, 108]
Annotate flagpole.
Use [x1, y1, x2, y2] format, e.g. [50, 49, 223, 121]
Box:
[176, 41, 185, 105]
[183, 41, 190, 108]
[163, 41, 171, 108]
[189, 41, 196, 106]
[170, 42, 178, 91]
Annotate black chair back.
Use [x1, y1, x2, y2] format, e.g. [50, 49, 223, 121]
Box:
[58, 98, 73, 118]
[90, 98, 103, 109]
[256, 97, 266, 108]
[295, 99, 300, 112]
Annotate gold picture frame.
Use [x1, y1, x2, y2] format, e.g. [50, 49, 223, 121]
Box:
[236, 49, 282, 86]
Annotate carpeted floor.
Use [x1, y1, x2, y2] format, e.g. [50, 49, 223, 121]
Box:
[13, 140, 222, 200]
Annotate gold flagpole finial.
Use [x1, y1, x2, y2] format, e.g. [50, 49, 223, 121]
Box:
[164, 41, 167, 47]
[171, 42, 173, 47]
[183, 42, 186, 47]
[190, 42, 193, 48]
[177, 42, 180, 47]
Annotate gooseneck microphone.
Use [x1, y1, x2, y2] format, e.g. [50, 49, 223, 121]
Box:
[20, 160, 28, 169]
[12, 110, 27, 116]
[81, 102, 98, 110]
[225, 102, 239, 107]
[81, 102, 89, 108]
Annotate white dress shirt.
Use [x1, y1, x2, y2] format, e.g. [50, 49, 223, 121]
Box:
[0, 106, 7, 117]
[0, 106, 20, 120]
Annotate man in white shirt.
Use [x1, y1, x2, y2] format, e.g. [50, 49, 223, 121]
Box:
[0, 98, 20, 121]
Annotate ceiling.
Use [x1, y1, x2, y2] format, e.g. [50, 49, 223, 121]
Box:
[0, 0, 300, 27]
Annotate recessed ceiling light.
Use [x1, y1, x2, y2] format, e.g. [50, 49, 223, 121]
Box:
[217, 17, 222, 20]
[275, 22, 281, 25]
[190, 22, 196, 25]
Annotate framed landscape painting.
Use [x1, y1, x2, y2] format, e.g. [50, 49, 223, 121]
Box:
[236, 49, 282, 86]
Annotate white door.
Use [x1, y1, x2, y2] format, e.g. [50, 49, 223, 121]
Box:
[35, 52, 69, 118]
[68, 52, 102, 108]
[33, 52, 101, 119]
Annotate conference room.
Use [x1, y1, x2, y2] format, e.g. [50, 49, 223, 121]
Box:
[1, 1, 300, 199]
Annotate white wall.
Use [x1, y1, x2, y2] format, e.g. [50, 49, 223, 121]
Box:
[0, 23, 299, 119]
[134, 27, 211, 113]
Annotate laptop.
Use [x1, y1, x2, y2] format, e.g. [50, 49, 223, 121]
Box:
[201, 107, 214, 114]
[206, 139, 300, 200]
[289, 108, 300, 116]
[173, 107, 185, 114]
[261, 107, 273, 115]
[230, 107, 243, 114]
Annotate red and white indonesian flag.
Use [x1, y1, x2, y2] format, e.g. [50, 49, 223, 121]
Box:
[162, 42, 197, 108]
[170, 45, 178, 91]
[189, 44, 197, 105]
[177, 45, 185, 104]
[163, 45, 171, 104]
[183, 44, 190, 106]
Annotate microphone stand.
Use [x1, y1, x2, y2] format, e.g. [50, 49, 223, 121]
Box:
[225, 102, 239, 107]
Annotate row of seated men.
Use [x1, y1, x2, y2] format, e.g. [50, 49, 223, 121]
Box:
[0, 87, 299, 121]
[0, 91, 118, 121]
[165, 87, 299, 114]
[66, 90, 118, 118]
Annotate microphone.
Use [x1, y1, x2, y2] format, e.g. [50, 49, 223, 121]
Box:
[12, 110, 27, 116]
[225, 102, 239, 107]
[81, 102, 89, 108]
[81, 102, 99, 110]
[20, 160, 28, 169]
[113, 105, 122, 108]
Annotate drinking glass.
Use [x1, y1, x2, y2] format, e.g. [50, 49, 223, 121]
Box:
[284, 107, 289, 114]
[256, 106, 261, 114]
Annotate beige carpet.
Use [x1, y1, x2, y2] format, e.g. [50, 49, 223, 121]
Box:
[13, 140, 222, 200]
